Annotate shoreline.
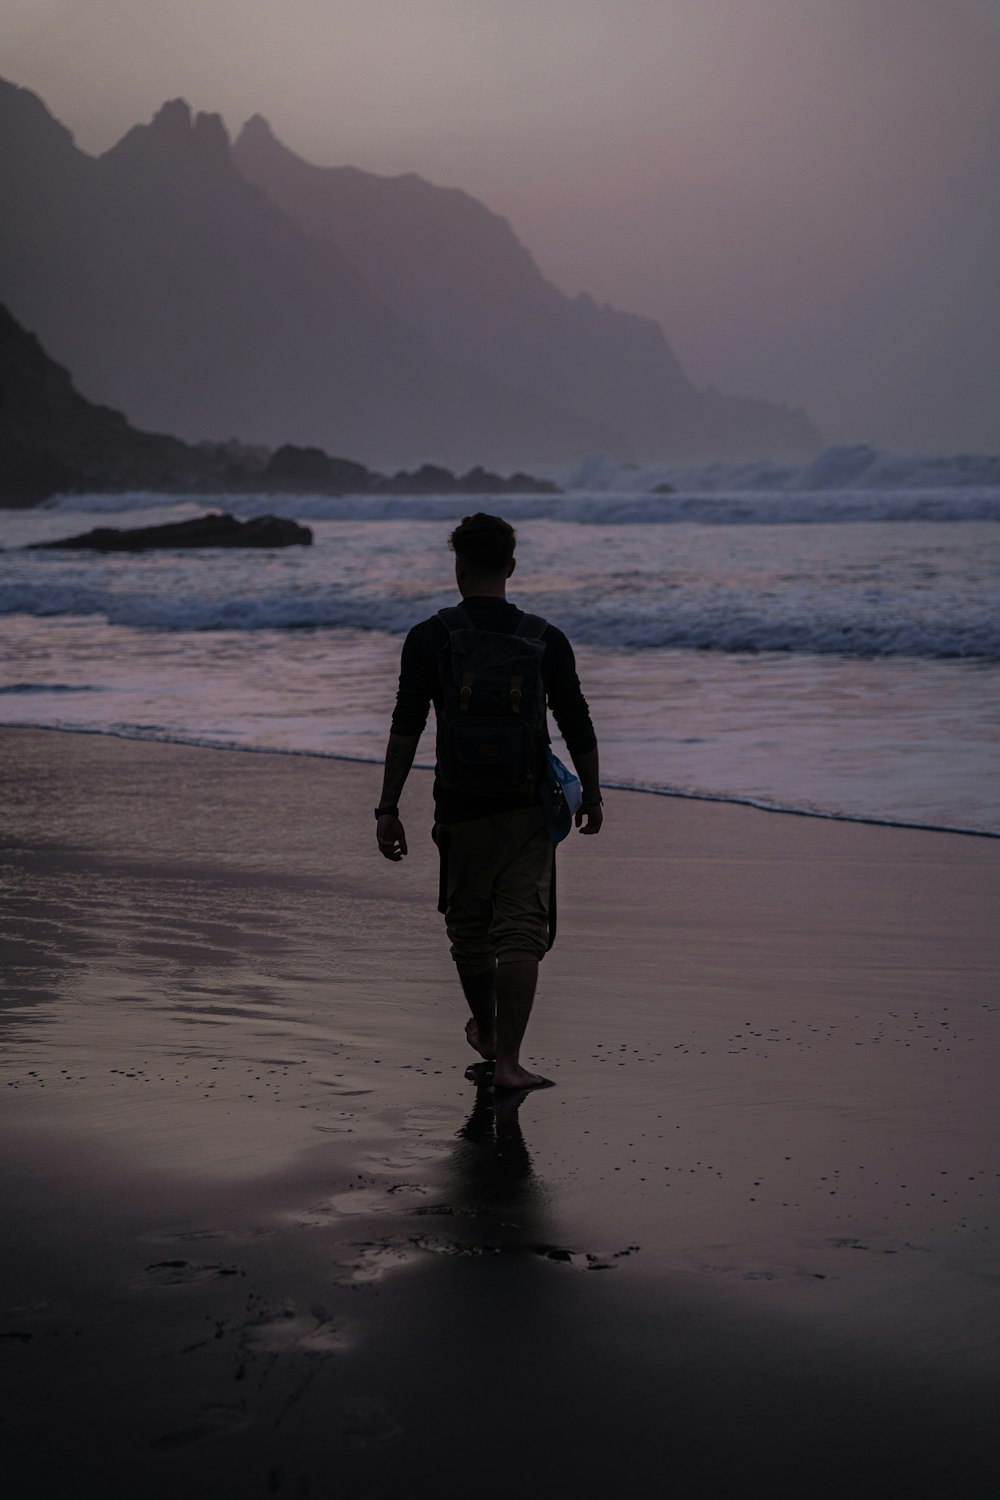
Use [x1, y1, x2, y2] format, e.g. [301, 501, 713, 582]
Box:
[4, 719, 997, 840]
[2, 726, 999, 1496]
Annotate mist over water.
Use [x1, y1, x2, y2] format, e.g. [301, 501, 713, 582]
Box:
[5, 1, 999, 454]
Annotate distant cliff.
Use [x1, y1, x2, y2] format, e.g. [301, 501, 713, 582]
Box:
[234, 116, 818, 463]
[0, 303, 559, 506]
[0, 302, 202, 503]
[0, 77, 820, 467]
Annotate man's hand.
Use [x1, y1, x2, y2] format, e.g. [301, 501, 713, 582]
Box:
[575, 802, 603, 835]
[376, 814, 408, 861]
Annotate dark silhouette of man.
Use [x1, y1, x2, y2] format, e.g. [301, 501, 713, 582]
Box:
[376, 513, 602, 1090]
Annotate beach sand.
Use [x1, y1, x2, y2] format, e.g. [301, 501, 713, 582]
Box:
[1, 726, 998, 1498]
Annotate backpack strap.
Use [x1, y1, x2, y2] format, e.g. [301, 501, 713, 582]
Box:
[438, 608, 479, 714]
[437, 605, 473, 634]
[513, 611, 548, 640]
[437, 606, 548, 637]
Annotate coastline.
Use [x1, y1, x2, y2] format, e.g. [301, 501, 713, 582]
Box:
[2, 726, 999, 1496]
[4, 719, 997, 840]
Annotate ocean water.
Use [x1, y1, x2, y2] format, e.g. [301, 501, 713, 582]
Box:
[2, 450, 999, 835]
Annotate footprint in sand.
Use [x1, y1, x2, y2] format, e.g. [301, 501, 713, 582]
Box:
[533, 1245, 619, 1271]
[337, 1242, 423, 1284]
[246, 1303, 352, 1355]
[365, 1144, 450, 1173]
[338, 1234, 630, 1279]
[401, 1104, 456, 1135]
[287, 1187, 401, 1227]
[134, 1259, 243, 1288]
[150, 1403, 252, 1449]
[336, 1397, 402, 1449]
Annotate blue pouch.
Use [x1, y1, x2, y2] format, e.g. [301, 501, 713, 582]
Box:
[540, 749, 582, 844]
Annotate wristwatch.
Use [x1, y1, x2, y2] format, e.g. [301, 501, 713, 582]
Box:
[374, 805, 399, 819]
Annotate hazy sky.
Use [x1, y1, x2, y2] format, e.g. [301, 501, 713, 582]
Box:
[3, 0, 999, 452]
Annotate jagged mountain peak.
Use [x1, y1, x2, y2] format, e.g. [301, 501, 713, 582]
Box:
[238, 113, 277, 147]
[150, 97, 229, 147]
[151, 97, 194, 136]
[102, 97, 231, 171]
[193, 110, 229, 149]
[234, 115, 457, 202]
[0, 75, 78, 159]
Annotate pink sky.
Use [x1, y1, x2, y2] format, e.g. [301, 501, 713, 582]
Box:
[3, 0, 999, 451]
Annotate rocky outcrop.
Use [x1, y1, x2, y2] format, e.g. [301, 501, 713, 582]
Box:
[28, 513, 313, 550]
[376, 463, 558, 497]
[256, 446, 558, 496]
[259, 445, 373, 494]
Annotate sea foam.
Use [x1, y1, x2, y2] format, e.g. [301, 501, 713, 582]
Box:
[36, 484, 1000, 527]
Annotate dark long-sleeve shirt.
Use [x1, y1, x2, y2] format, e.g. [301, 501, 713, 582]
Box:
[390, 595, 597, 824]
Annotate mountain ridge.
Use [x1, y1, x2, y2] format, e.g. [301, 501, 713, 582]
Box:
[0, 77, 820, 466]
[0, 80, 613, 468]
[233, 115, 716, 457]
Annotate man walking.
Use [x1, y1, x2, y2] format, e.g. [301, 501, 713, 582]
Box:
[376, 513, 602, 1091]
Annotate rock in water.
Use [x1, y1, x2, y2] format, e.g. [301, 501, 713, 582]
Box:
[29, 513, 312, 550]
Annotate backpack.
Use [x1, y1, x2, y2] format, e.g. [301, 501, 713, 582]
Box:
[435, 605, 549, 796]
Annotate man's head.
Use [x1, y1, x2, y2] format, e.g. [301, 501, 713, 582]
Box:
[449, 512, 516, 596]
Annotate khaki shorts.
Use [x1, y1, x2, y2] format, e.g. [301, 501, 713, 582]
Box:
[440, 805, 553, 975]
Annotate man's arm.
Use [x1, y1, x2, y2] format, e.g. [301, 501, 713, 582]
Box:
[544, 628, 603, 836]
[570, 744, 603, 835]
[376, 732, 420, 861]
[377, 620, 438, 862]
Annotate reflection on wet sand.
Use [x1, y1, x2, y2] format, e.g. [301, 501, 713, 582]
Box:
[449, 1082, 542, 1222]
[4, 730, 999, 1499]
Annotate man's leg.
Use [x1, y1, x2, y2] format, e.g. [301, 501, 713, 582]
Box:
[489, 808, 554, 1091]
[444, 817, 499, 1061]
[493, 958, 547, 1090]
[460, 967, 496, 1060]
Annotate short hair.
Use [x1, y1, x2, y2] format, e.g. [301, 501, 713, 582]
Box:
[448, 512, 516, 574]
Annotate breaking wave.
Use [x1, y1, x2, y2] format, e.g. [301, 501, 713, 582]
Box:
[32, 444, 1000, 524]
[1, 579, 997, 659]
[556, 444, 1000, 496]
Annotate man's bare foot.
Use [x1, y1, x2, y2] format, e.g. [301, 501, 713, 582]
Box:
[491, 1062, 554, 1092]
[465, 1017, 496, 1061]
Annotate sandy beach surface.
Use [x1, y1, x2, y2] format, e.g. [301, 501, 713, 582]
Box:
[1, 726, 998, 1498]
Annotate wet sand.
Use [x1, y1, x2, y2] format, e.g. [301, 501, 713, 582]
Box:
[1, 726, 999, 1498]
